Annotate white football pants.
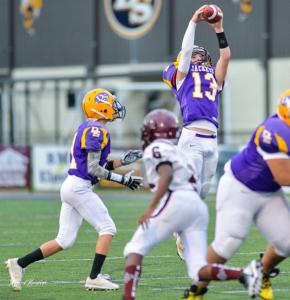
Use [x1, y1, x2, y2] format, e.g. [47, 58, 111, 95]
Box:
[55, 175, 116, 250]
[212, 162, 290, 259]
[124, 189, 209, 281]
[178, 127, 218, 199]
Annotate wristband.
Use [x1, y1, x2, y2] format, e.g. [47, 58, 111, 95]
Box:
[105, 160, 115, 171]
[216, 32, 228, 49]
[107, 171, 123, 184]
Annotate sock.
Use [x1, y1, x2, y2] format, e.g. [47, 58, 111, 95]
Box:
[17, 248, 44, 268]
[89, 253, 106, 279]
[211, 264, 242, 280]
[123, 265, 142, 300]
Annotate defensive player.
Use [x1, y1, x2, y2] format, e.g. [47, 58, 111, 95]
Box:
[122, 109, 262, 300]
[6, 88, 143, 291]
[194, 89, 290, 300]
[163, 5, 230, 200]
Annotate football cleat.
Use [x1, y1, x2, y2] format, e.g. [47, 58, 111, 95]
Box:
[85, 274, 119, 290]
[182, 285, 208, 300]
[5, 258, 25, 291]
[241, 260, 263, 298]
[173, 232, 185, 261]
[259, 275, 273, 300]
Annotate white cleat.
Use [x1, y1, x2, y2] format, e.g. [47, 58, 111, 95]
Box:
[242, 260, 263, 298]
[5, 258, 25, 291]
[85, 274, 119, 291]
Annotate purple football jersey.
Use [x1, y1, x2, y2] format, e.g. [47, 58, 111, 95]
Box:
[68, 120, 111, 185]
[163, 62, 222, 127]
[231, 114, 290, 192]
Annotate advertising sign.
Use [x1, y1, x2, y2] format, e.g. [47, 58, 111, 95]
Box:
[33, 145, 69, 191]
[0, 147, 31, 188]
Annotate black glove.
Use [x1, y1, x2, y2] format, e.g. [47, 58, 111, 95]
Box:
[121, 150, 143, 166]
[122, 171, 143, 190]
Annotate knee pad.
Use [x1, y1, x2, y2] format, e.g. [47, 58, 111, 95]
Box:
[98, 219, 117, 236]
[211, 235, 244, 260]
[123, 241, 145, 258]
[273, 238, 290, 257]
[55, 233, 77, 250]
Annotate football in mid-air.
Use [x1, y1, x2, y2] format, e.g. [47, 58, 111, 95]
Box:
[202, 5, 222, 24]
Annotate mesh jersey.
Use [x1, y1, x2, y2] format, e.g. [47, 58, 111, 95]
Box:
[68, 120, 111, 185]
[143, 139, 196, 192]
[231, 114, 290, 192]
[162, 62, 222, 127]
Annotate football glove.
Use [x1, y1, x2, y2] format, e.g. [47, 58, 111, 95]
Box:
[121, 150, 143, 166]
[122, 171, 143, 190]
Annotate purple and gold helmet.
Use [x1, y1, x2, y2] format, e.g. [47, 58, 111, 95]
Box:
[191, 46, 212, 66]
[82, 88, 126, 121]
[141, 109, 179, 150]
[277, 89, 290, 126]
[175, 46, 212, 67]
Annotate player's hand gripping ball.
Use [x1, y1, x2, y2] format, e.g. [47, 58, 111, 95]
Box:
[202, 5, 222, 23]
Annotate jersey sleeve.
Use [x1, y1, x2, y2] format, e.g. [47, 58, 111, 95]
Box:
[254, 125, 289, 160]
[162, 63, 178, 90]
[80, 126, 109, 152]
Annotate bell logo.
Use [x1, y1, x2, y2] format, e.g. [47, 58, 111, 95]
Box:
[104, 0, 163, 39]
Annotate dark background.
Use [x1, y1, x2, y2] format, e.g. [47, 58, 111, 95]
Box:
[0, 0, 288, 70]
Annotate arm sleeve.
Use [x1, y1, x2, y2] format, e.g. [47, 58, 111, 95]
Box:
[178, 20, 196, 74]
[87, 151, 110, 178]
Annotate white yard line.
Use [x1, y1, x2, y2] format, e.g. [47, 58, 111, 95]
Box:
[0, 279, 289, 295]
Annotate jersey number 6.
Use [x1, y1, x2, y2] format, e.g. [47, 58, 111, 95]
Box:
[152, 146, 162, 158]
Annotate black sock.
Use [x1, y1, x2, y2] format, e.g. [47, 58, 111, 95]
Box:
[90, 253, 106, 279]
[17, 248, 44, 268]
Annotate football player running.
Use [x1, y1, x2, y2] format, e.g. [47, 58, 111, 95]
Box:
[121, 109, 262, 300]
[6, 88, 142, 291]
[163, 5, 230, 261]
[194, 89, 290, 300]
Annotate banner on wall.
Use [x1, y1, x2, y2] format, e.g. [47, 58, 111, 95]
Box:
[33, 145, 69, 191]
[104, 0, 163, 39]
[0, 147, 31, 188]
[32, 146, 143, 191]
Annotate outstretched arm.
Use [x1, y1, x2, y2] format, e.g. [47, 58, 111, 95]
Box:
[87, 151, 142, 190]
[176, 6, 206, 83]
[104, 149, 143, 170]
[209, 9, 231, 87]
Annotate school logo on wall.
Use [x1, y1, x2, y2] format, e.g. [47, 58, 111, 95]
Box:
[104, 0, 163, 40]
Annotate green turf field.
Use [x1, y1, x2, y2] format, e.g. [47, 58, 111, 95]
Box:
[0, 191, 289, 300]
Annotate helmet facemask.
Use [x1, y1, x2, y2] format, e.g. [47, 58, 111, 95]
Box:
[112, 96, 126, 120]
[192, 46, 212, 67]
